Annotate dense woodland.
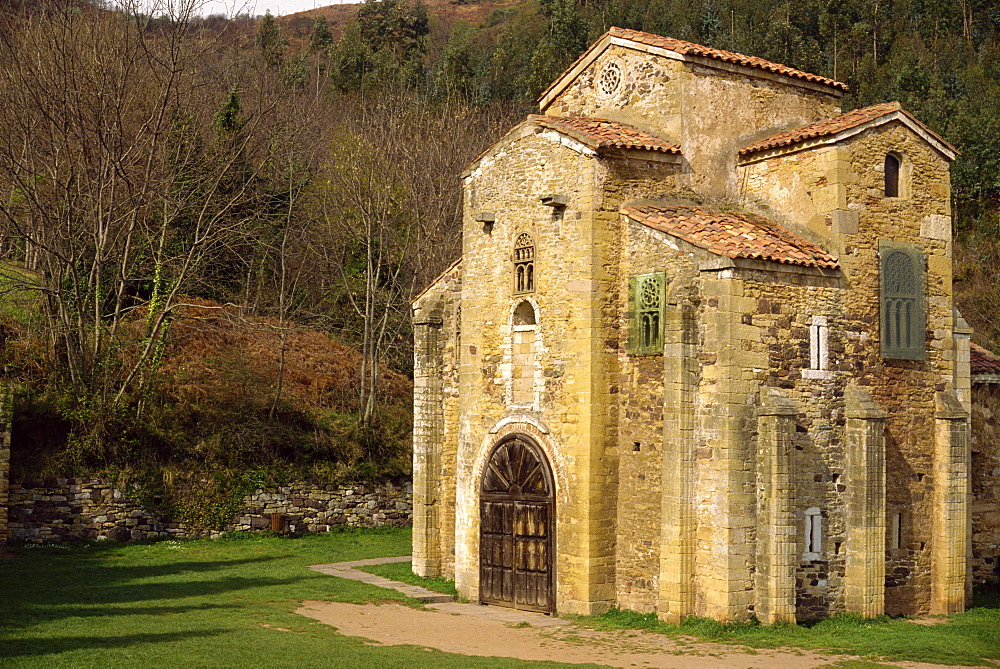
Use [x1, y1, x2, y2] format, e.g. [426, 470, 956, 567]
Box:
[0, 0, 997, 518]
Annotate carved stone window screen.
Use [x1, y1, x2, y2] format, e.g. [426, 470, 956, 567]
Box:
[879, 243, 925, 360]
[596, 61, 623, 99]
[628, 272, 665, 356]
[514, 233, 535, 294]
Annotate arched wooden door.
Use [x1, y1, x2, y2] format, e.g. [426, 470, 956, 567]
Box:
[479, 435, 554, 613]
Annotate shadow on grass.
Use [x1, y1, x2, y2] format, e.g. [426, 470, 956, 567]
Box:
[0, 546, 306, 640]
[0, 629, 228, 659]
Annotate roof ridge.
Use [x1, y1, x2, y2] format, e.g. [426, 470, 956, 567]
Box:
[623, 204, 839, 270]
[538, 27, 848, 104]
[530, 114, 681, 154]
[739, 101, 957, 157]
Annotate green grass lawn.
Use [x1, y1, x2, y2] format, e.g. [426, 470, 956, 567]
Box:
[577, 585, 1000, 667]
[2, 528, 999, 668]
[356, 560, 459, 597]
[0, 529, 581, 668]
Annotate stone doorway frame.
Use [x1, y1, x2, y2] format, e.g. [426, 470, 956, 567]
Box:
[478, 432, 556, 613]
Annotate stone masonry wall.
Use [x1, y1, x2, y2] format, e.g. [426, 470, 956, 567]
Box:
[972, 382, 1000, 582]
[7, 479, 411, 543]
[741, 121, 958, 616]
[738, 270, 846, 621]
[614, 218, 699, 613]
[412, 261, 462, 580]
[456, 126, 629, 614]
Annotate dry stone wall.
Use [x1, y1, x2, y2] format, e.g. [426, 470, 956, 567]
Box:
[6, 479, 411, 543]
[0, 414, 8, 544]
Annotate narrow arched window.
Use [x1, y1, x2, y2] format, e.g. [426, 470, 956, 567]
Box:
[513, 233, 535, 294]
[511, 300, 537, 406]
[884, 153, 901, 197]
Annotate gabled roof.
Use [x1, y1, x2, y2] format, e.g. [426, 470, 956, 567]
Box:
[624, 204, 840, 270]
[411, 257, 461, 306]
[739, 102, 959, 161]
[530, 115, 680, 155]
[463, 115, 680, 177]
[539, 27, 848, 109]
[972, 343, 1000, 383]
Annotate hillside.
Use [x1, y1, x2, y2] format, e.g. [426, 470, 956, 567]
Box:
[278, 0, 519, 42]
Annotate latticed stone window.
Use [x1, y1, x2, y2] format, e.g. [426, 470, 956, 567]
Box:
[628, 272, 665, 355]
[513, 233, 535, 294]
[879, 242, 925, 360]
[596, 61, 623, 99]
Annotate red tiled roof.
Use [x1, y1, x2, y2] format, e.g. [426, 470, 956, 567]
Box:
[539, 27, 848, 103]
[971, 343, 1000, 376]
[530, 115, 680, 154]
[739, 102, 958, 157]
[608, 27, 849, 91]
[624, 204, 840, 269]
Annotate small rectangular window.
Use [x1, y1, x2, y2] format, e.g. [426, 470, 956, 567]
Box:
[804, 507, 822, 558]
[890, 512, 903, 550]
[810, 316, 828, 370]
[803, 315, 833, 379]
[628, 272, 665, 356]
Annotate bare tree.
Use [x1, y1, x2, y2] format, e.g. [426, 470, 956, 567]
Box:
[305, 94, 518, 427]
[0, 0, 307, 424]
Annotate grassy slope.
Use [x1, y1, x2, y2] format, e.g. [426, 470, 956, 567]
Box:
[0, 529, 575, 669]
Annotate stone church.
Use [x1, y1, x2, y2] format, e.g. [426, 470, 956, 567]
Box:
[410, 26, 994, 623]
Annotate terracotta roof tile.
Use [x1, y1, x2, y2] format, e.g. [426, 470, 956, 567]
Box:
[539, 27, 848, 103]
[530, 115, 680, 154]
[606, 27, 849, 92]
[972, 343, 1000, 377]
[624, 204, 840, 269]
[739, 102, 957, 157]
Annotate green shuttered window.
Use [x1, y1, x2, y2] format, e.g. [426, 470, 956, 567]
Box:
[628, 272, 665, 356]
[879, 242, 925, 360]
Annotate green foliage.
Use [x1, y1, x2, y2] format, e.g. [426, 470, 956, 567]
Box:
[213, 85, 243, 134]
[256, 11, 286, 68]
[308, 17, 333, 53]
[329, 0, 430, 92]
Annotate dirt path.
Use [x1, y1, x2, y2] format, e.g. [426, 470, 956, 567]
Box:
[297, 600, 971, 669]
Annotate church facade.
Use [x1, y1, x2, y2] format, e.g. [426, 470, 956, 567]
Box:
[410, 27, 978, 622]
